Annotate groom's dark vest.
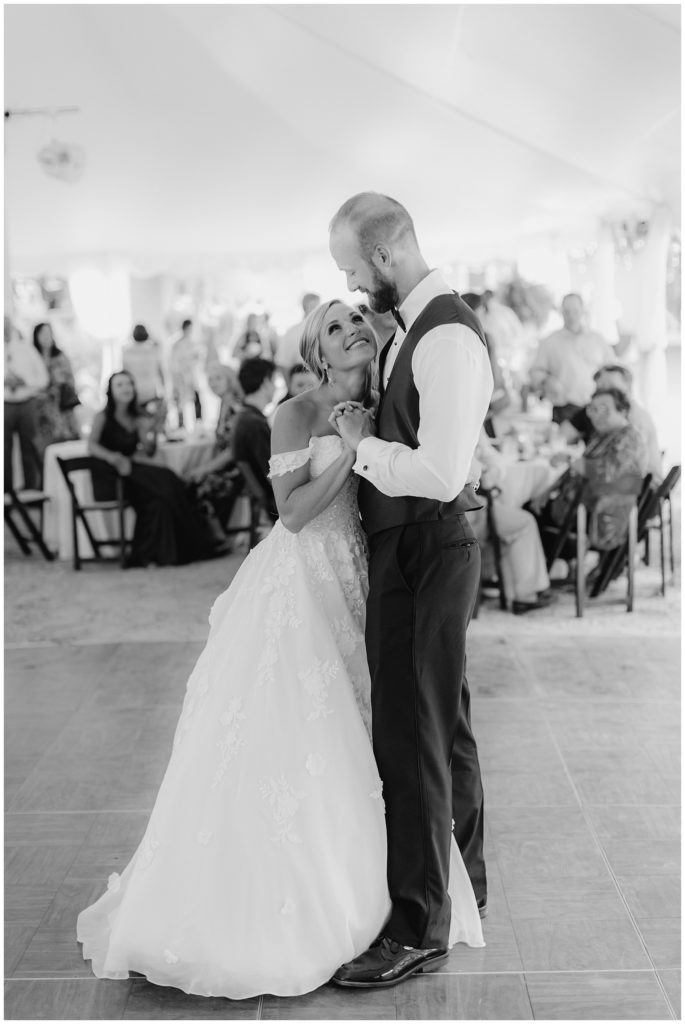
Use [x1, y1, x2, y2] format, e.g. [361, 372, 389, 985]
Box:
[358, 292, 487, 537]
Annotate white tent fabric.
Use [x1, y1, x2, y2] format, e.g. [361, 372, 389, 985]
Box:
[4, 4, 680, 273]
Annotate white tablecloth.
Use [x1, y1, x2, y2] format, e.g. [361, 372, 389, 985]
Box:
[43, 437, 214, 561]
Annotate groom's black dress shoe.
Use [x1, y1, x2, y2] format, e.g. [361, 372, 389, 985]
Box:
[478, 897, 488, 919]
[332, 937, 447, 988]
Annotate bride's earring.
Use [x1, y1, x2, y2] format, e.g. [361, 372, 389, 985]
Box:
[322, 361, 329, 384]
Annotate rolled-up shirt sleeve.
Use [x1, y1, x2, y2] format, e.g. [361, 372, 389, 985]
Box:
[354, 325, 493, 500]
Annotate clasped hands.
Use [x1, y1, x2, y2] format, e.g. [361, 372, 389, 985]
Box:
[328, 401, 375, 452]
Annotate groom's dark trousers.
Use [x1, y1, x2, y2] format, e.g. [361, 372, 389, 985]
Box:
[365, 517, 486, 949]
[358, 292, 489, 951]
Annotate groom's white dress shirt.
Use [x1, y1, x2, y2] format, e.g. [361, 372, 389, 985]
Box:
[354, 270, 493, 502]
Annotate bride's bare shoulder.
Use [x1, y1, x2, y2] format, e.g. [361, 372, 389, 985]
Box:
[272, 392, 319, 454]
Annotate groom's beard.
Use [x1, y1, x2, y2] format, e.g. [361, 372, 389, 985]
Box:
[364, 267, 400, 315]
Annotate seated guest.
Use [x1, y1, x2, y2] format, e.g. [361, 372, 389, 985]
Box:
[473, 429, 554, 614]
[4, 317, 48, 491]
[277, 362, 317, 405]
[561, 363, 663, 484]
[32, 322, 80, 454]
[536, 387, 647, 557]
[89, 371, 224, 567]
[232, 358, 279, 520]
[185, 364, 244, 537]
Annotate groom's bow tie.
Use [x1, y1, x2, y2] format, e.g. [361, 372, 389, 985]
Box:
[390, 306, 406, 333]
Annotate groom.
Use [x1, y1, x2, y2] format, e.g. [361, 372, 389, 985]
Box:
[329, 193, 493, 988]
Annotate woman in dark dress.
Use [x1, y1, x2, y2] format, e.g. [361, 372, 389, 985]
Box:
[89, 371, 222, 567]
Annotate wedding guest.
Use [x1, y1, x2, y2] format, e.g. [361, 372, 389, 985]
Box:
[185, 363, 243, 536]
[32, 322, 80, 454]
[169, 319, 202, 427]
[561, 363, 663, 484]
[277, 362, 317, 404]
[480, 288, 526, 367]
[4, 317, 48, 491]
[89, 371, 224, 567]
[122, 324, 166, 410]
[232, 313, 275, 363]
[232, 358, 278, 519]
[473, 429, 554, 613]
[258, 311, 279, 360]
[529, 293, 614, 423]
[535, 387, 647, 558]
[275, 292, 320, 371]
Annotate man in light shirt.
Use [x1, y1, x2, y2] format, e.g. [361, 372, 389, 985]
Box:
[122, 324, 166, 409]
[329, 193, 492, 988]
[530, 293, 614, 424]
[4, 317, 49, 491]
[169, 319, 202, 428]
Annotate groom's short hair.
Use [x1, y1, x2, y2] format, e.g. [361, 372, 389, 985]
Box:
[330, 192, 418, 261]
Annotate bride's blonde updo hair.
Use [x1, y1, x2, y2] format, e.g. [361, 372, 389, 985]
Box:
[299, 299, 378, 407]
[299, 299, 342, 383]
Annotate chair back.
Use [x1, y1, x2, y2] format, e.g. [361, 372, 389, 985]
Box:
[654, 464, 681, 502]
[56, 455, 124, 506]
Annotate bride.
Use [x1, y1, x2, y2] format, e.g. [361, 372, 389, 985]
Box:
[76, 300, 483, 1000]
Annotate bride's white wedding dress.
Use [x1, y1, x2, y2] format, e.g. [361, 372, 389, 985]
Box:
[77, 435, 484, 999]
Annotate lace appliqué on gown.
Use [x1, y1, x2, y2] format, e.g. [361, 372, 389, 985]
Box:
[268, 447, 310, 477]
[259, 773, 307, 844]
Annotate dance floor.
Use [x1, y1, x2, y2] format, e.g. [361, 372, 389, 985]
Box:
[4, 541, 681, 1020]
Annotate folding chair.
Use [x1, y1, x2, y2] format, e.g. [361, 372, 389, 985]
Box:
[4, 488, 55, 560]
[228, 461, 269, 551]
[589, 474, 655, 600]
[643, 465, 681, 595]
[56, 456, 133, 570]
[539, 473, 589, 572]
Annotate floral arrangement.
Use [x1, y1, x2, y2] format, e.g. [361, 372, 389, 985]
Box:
[501, 276, 554, 329]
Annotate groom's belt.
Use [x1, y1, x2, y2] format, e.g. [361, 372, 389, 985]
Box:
[358, 480, 483, 537]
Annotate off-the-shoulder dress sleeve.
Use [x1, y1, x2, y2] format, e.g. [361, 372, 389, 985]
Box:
[268, 447, 311, 478]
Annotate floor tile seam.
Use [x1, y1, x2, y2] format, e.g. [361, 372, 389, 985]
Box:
[653, 974, 678, 1020]
[4, 967, 670, 982]
[6, 809, 155, 817]
[6, 920, 44, 980]
[520, 971, 537, 1019]
[5, 638, 206, 650]
[120, 973, 136, 1019]
[542, 718, 669, 976]
[6, 809, 150, 816]
[485, 811, 539, 977]
[16, 822, 99, 955]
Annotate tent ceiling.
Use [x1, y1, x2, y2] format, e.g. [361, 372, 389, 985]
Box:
[4, 4, 681, 272]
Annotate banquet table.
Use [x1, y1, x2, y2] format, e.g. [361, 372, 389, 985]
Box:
[42, 436, 214, 561]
